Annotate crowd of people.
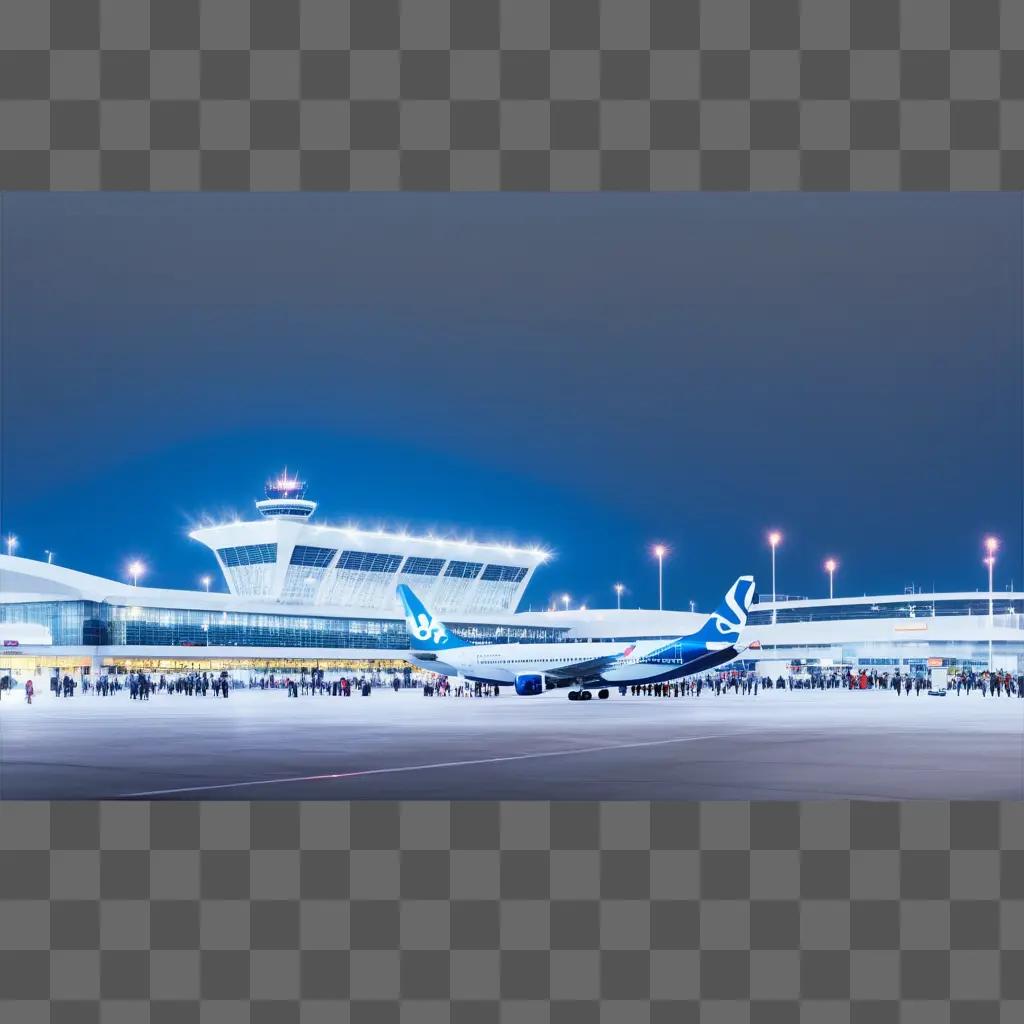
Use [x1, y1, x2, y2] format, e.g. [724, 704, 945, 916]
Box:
[626, 675, 763, 697]
[260, 668, 378, 698]
[0, 667, 424, 704]
[84, 671, 235, 699]
[620, 668, 1024, 698]
[422, 676, 501, 697]
[4, 666, 1024, 702]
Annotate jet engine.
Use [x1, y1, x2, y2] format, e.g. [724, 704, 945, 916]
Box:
[514, 673, 544, 696]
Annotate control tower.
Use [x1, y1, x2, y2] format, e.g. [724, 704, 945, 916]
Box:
[254, 471, 317, 521]
[190, 474, 549, 612]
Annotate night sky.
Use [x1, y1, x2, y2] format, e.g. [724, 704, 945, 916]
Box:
[1, 192, 1021, 612]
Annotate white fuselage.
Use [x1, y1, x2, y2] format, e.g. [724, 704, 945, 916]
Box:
[407, 639, 636, 683]
[405, 636, 736, 685]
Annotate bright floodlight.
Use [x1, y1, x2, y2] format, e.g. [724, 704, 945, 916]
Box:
[561, 593, 570, 610]
[614, 583, 624, 594]
[201, 575, 212, 592]
[128, 561, 145, 587]
[985, 536, 998, 554]
[5, 534, 16, 556]
[653, 544, 666, 558]
[824, 559, 837, 573]
[768, 531, 781, 548]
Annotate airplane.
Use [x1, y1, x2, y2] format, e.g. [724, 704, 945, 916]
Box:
[396, 575, 757, 700]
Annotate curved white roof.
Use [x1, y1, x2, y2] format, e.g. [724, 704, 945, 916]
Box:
[188, 517, 551, 615]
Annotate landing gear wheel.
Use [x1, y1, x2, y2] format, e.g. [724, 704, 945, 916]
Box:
[568, 691, 579, 701]
[598, 689, 609, 699]
[581, 690, 593, 701]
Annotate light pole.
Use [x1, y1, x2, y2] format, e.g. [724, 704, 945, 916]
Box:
[45, 550, 54, 565]
[768, 531, 781, 624]
[985, 537, 998, 672]
[5, 534, 16, 557]
[689, 600, 696, 613]
[653, 545, 666, 611]
[824, 559, 837, 600]
[562, 593, 570, 612]
[985, 537, 998, 624]
[128, 560, 144, 588]
[614, 583, 623, 610]
[201, 575, 211, 593]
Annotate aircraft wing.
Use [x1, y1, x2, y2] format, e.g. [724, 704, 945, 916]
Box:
[543, 653, 629, 682]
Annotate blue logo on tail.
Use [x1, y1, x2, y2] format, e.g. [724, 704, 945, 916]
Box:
[684, 575, 757, 649]
[397, 585, 471, 651]
[648, 576, 756, 660]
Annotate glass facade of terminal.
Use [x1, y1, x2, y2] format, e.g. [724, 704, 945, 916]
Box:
[0, 600, 568, 650]
[740, 640, 1024, 674]
[217, 544, 278, 566]
[747, 598, 1024, 625]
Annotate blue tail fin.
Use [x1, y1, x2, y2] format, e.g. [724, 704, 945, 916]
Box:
[397, 584, 471, 652]
[682, 576, 757, 650]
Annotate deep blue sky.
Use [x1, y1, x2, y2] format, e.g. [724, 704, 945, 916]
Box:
[1, 193, 1021, 611]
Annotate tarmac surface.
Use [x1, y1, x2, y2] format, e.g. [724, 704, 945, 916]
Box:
[1, 686, 1023, 800]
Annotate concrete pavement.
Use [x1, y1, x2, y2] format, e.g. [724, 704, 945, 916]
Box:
[1, 687, 1022, 800]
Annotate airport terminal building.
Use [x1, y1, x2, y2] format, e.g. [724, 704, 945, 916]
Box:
[3, 479, 1024, 682]
[0, 478, 566, 679]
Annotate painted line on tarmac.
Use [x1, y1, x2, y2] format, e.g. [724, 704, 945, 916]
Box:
[116, 731, 737, 798]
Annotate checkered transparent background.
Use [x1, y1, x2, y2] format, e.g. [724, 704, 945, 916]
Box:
[0, 0, 1022, 189]
[2, 802, 1024, 1021]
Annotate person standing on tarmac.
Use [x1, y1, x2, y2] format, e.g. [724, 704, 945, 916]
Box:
[24, 678, 34, 704]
